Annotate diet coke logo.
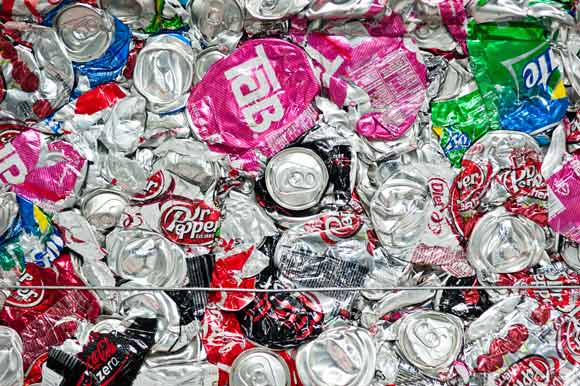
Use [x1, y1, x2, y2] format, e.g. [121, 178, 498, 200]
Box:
[6, 269, 45, 308]
[160, 197, 220, 246]
[557, 312, 580, 365]
[428, 177, 450, 236]
[496, 355, 555, 386]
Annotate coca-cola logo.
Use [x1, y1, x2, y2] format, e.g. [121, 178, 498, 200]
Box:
[496, 355, 553, 386]
[428, 177, 450, 235]
[5, 268, 45, 308]
[160, 197, 220, 246]
[85, 336, 117, 371]
[132, 170, 173, 204]
[304, 212, 362, 244]
[557, 313, 580, 365]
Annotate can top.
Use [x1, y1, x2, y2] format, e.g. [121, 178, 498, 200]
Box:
[230, 348, 291, 386]
[134, 34, 195, 113]
[54, 3, 115, 63]
[190, 0, 244, 41]
[296, 326, 376, 386]
[246, 0, 296, 20]
[194, 47, 227, 83]
[468, 208, 546, 275]
[265, 147, 329, 211]
[396, 311, 464, 378]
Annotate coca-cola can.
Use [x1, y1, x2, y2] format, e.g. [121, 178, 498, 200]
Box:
[265, 147, 329, 211]
[230, 348, 291, 386]
[54, 3, 115, 63]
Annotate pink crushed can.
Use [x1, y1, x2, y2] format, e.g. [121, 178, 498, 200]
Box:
[547, 155, 580, 242]
[0, 130, 86, 210]
[187, 38, 320, 171]
[296, 23, 427, 140]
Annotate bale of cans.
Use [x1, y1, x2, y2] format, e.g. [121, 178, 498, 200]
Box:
[3, 0, 580, 386]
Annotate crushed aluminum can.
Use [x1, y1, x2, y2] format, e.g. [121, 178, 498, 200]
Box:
[50, 3, 132, 92]
[97, 0, 156, 30]
[194, 46, 227, 84]
[0, 23, 74, 122]
[106, 228, 188, 287]
[468, 207, 547, 277]
[133, 34, 195, 113]
[296, 326, 376, 386]
[0, 326, 23, 386]
[395, 311, 464, 379]
[187, 38, 320, 171]
[302, 0, 385, 20]
[245, 0, 309, 20]
[80, 188, 129, 232]
[230, 348, 291, 386]
[189, 0, 244, 42]
[53, 4, 114, 63]
[265, 147, 329, 211]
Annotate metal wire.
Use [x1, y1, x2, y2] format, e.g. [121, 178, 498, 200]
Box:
[1, 284, 580, 292]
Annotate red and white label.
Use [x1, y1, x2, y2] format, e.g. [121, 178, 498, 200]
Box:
[160, 197, 220, 246]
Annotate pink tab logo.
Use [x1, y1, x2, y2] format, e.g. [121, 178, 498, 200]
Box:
[187, 39, 320, 168]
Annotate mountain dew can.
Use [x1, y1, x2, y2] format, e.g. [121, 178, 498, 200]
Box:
[467, 20, 568, 142]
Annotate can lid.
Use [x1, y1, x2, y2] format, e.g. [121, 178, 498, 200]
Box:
[194, 47, 227, 83]
[265, 147, 329, 211]
[133, 34, 194, 113]
[468, 208, 546, 275]
[230, 348, 291, 386]
[106, 229, 188, 287]
[296, 326, 376, 386]
[190, 0, 244, 41]
[97, 0, 155, 26]
[54, 3, 114, 63]
[80, 188, 129, 231]
[246, 0, 296, 20]
[396, 311, 464, 378]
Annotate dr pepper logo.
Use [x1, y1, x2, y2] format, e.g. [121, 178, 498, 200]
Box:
[557, 311, 580, 365]
[160, 197, 220, 246]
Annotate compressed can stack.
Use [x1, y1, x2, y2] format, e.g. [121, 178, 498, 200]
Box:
[4, 0, 580, 385]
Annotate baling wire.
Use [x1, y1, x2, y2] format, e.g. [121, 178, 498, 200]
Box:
[0, 284, 580, 292]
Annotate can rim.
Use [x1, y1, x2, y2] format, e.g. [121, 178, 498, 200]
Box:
[229, 347, 291, 386]
[54, 3, 115, 63]
[265, 147, 329, 211]
[133, 37, 194, 106]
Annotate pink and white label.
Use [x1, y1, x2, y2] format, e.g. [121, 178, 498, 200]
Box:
[187, 39, 320, 170]
[300, 30, 427, 140]
[0, 130, 86, 208]
[548, 155, 580, 242]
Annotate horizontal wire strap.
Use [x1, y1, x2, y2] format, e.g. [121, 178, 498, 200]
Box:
[0, 284, 580, 292]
